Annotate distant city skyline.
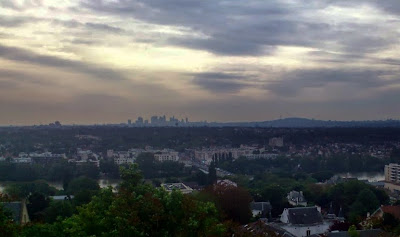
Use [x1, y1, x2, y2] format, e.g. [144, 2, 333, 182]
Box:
[1, 1, 400, 125]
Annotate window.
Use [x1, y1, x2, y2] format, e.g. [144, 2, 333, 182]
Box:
[306, 230, 311, 236]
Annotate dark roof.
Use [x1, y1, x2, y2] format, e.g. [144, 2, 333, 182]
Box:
[1, 202, 22, 223]
[287, 207, 323, 225]
[251, 202, 272, 212]
[266, 223, 296, 237]
[328, 229, 382, 237]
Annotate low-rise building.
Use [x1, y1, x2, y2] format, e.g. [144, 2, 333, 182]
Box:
[161, 183, 193, 194]
[154, 150, 179, 162]
[279, 206, 331, 237]
[216, 179, 237, 187]
[12, 157, 32, 163]
[287, 191, 307, 207]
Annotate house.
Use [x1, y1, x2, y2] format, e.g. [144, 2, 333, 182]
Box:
[1, 201, 30, 224]
[370, 205, 400, 220]
[216, 179, 237, 187]
[287, 191, 307, 207]
[279, 206, 332, 237]
[250, 201, 272, 218]
[161, 183, 193, 194]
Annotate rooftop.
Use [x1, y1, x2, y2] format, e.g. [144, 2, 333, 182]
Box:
[287, 206, 323, 225]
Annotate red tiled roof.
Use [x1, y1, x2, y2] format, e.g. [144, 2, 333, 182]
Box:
[381, 205, 400, 220]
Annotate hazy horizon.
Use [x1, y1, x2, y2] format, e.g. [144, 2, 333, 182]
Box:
[1, 0, 400, 125]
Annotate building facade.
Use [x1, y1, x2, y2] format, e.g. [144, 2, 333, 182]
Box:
[385, 163, 400, 183]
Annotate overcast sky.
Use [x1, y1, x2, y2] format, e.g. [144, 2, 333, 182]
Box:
[0, 0, 399, 125]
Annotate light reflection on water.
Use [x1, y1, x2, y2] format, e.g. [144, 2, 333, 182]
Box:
[336, 172, 384, 182]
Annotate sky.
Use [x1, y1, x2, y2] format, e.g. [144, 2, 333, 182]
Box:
[0, 0, 400, 125]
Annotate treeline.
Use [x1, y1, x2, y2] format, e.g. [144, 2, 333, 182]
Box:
[217, 154, 387, 175]
[1, 127, 400, 155]
[0, 165, 261, 237]
[0, 161, 99, 183]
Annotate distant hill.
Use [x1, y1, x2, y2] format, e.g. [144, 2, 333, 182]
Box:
[210, 117, 400, 128]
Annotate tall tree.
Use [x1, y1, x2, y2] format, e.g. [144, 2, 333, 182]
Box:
[208, 162, 217, 185]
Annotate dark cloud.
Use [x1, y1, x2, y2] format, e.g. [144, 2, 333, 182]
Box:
[85, 22, 124, 33]
[0, 15, 36, 27]
[266, 69, 400, 97]
[51, 19, 125, 33]
[190, 72, 250, 93]
[81, 0, 400, 56]
[0, 0, 42, 11]
[0, 44, 127, 81]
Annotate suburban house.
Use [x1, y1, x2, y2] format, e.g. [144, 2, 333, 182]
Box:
[1, 200, 30, 224]
[278, 206, 332, 237]
[216, 179, 237, 187]
[287, 190, 307, 207]
[370, 205, 400, 220]
[250, 201, 272, 218]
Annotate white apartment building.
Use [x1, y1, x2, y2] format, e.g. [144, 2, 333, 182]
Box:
[194, 147, 260, 164]
[385, 163, 400, 183]
[154, 151, 179, 162]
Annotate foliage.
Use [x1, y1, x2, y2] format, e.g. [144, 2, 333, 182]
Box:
[66, 177, 100, 196]
[135, 152, 188, 179]
[348, 225, 360, 237]
[27, 192, 50, 221]
[44, 200, 75, 224]
[60, 165, 227, 236]
[99, 159, 120, 178]
[66, 177, 100, 206]
[201, 184, 253, 224]
[0, 204, 18, 237]
[208, 162, 217, 185]
[4, 180, 57, 198]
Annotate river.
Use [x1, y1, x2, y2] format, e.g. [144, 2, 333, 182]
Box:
[336, 172, 384, 182]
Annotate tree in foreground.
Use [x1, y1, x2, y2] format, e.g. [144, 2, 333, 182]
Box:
[61, 164, 226, 236]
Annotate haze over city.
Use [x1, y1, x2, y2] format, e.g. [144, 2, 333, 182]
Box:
[1, 0, 400, 125]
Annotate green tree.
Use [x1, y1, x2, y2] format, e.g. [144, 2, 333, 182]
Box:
[66, 177, 100, 195]
[348, 225, 359, 237]
[208, 162, 217, 185]
[27, 192, 50, 221]
[61, 164, 227, 236]
[5, 181, 56, 198]
[44, 200, 74, 224]
[202, 184, 252, 224]
[136, 152, 157, 178]
[0, 204, 18, 237]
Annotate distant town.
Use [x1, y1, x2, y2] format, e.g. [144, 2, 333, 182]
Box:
[1, 125, 400, 236]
